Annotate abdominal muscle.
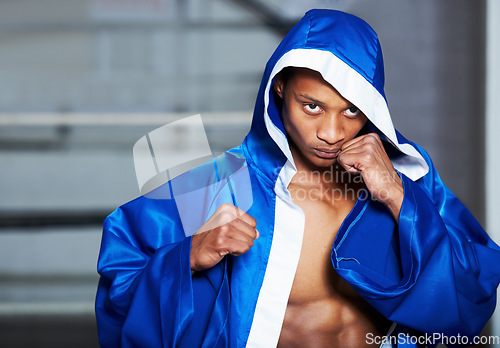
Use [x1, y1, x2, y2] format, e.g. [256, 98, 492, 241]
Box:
[277, 273, 389, 348]
[277, 181, 390, 347]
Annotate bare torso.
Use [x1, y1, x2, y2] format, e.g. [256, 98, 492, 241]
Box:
[277, 171, 390, 347]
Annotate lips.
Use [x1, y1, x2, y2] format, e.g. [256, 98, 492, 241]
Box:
[312, 148, 340, 159]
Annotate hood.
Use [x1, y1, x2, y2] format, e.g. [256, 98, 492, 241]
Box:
[244, 9, 428, 182]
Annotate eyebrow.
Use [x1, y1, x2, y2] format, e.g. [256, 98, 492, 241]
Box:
[296, 92, 355, 110]
[296, 93, 326, 107]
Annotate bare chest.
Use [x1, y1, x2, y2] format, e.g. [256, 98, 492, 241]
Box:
[277, 183, 388, 347]
[287, 184, 357, 302]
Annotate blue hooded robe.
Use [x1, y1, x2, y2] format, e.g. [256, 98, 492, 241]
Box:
[95, 9, 500, 347]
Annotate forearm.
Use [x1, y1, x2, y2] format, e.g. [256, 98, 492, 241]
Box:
[383, 178, 404, 222]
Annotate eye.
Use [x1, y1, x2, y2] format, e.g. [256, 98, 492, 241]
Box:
[304, 103, 322, 114]
[344, 106, 360, 117]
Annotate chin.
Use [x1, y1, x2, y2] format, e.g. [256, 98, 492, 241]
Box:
[309, 156, 337, 168]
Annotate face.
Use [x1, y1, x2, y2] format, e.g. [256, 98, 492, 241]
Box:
[274, 68, 367, 170]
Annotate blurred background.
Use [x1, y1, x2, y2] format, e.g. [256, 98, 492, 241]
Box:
[0, 0, 498, 347]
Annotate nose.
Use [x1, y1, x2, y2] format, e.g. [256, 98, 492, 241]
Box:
[316, 114, 344, 145]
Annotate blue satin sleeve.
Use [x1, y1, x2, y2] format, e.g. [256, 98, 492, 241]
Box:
[95, 196, 230, 347]
[332, 145, 500, 338]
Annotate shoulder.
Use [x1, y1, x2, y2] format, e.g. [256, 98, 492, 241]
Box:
[392, 129, 444, 198]
[393, 129, 436, 175]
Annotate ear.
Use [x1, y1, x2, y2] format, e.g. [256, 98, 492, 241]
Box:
[273, 75, 285, 99]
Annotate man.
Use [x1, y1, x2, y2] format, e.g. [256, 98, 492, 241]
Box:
[96, 9, 500, 347]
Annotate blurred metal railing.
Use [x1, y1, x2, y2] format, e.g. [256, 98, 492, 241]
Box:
[0, 112, 252, 126]
[0, 112, 253, 228]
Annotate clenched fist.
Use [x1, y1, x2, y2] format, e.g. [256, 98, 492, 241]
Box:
[337, 133, 404, 221]
[190, 203, 259, 273]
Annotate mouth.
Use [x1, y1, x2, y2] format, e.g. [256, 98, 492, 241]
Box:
[312, 148, 340, 159]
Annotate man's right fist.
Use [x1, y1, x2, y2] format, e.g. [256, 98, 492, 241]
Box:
[190, 203, 259, 273]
